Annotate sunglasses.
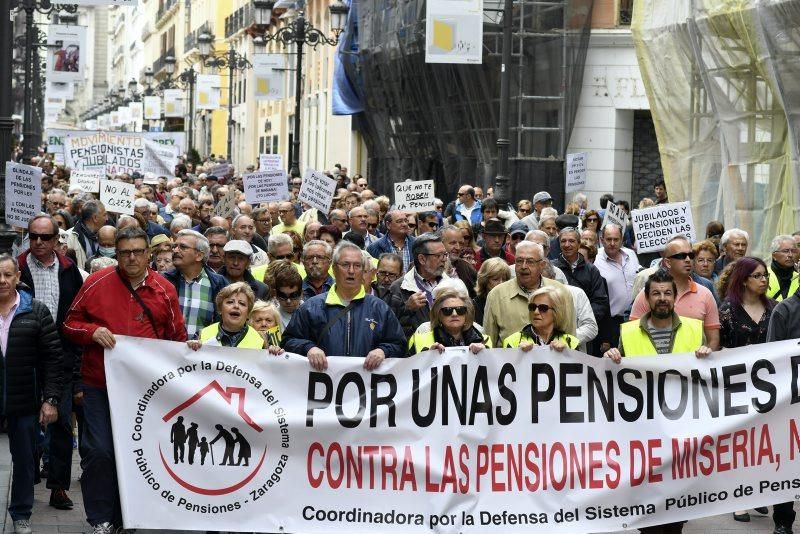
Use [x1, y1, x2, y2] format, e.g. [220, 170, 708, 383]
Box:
[528, 303, 553, 313]
[426, 222, 439, 229]
[440, 306, 467, 316]
[367, 223, 378, 230]
[668, 251, 695, 260]
[276, 290, 302, 301]
[30, 232, 57, 242]
[585, 218, 599, 223]
[407, 224, 417, 229]
[272, 253, 294, 261]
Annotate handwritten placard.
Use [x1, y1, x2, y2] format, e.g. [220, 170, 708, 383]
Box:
[394, 180, 435, 212]
[243, 170, 289, 204]
[5, 162, 42, 228]
[69, 170, 102, 193]
[298, 169, 337, 214]
[99, 178, 135, 215]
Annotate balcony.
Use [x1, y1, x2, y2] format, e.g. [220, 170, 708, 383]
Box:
[156, 0, 178, 29]
[224, 4, 254, 38]
[152, 48, 176, 76]
[184, 22, 211, 53]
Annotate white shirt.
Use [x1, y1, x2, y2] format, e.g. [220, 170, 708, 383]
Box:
[594, 247, 640, 317]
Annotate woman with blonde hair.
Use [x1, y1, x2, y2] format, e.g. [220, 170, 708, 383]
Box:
[187, 282, 271, 350]
[503, 286, 578, 351]
[472, 257, 512, 325]
[408, 285, 491, 355]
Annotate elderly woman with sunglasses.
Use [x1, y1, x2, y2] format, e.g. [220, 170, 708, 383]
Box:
[503, 286, 578, 352]
[407, 283, 491, 356]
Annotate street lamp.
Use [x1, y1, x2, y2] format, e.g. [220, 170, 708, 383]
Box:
[176, 67, 198, 154]
[165, 55, 176, 76]
[492, 0, 513, 207]
[198, 34, 252, 162]
[251, 0, 349, 177]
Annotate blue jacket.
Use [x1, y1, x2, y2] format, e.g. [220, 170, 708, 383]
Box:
[367, 233, 415, 259]
[281, 285, 407, 358]
[453, 200, 483, 225]
[145, 221, 170, 239]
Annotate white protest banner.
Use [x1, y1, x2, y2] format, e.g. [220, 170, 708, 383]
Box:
[47, 129, 185, 157]
[208, 163, 233, 178]
[425, 0, 483, 64]
[63, 132, 179, 177]
[243, 170, 289, 204]
[69, 170, 102, 193]
[214, 188, 237, 218]
[142, 139, 179, 177]
[602, 202, 627, 230]
[108, 337, 800, 532]
[394, 180, 435, 212]
[631, 201, 695, 253]
[144, 96, 161, 120]
[46, 25, 86, 83]
[253, 54, 286, 101]
[163, 89, 184, 118]
[259, 153, 283, 171]
[99, 179, 135, 215]
[565, 152, 587, 193]
[5, 162, 42, 228]
[298, 169, 336, 214]
[196, 74, 221, 110]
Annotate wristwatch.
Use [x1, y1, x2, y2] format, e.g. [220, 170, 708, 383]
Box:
[44, 397, 59, 407]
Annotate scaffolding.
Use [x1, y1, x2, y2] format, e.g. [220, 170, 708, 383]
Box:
[337, 0, 593, 203]
[632, 0, 800, 256]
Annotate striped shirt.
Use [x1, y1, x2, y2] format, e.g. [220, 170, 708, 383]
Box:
[177, 269, 215, 339]
[646, 322, 673, 354]
[26, 253, 59, 320]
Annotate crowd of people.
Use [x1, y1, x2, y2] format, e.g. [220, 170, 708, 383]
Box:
[4, 158, 800, 534]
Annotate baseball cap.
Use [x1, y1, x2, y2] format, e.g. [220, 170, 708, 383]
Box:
[483, 218, 506, 235]
[509, 221, 528, 237]
[223, 240, 253, 257]
[532, 191, 553, 204]
[149, 234, 171, 250]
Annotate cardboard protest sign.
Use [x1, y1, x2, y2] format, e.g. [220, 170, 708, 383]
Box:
[99, 179, 135, 215]
[631, 201, 695, 253]
[5, 162, 42, 228]
[259, 154, 283, 171]
[69, 170, 103, 193]
[394, 180, 435, 212]
[603, 202, 628, 230]
[565, 152, 587, 193]
[298, 170, 337, 214]
[243, 171, 289, 205]
[214, 188, 238, 218]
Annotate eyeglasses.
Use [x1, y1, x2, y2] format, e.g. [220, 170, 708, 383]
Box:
[336, 261, 363, 272]
[528, 303, 553, 313]
[585, 217, 599, 223]
[367, 223, 378, 230]
[304, 255, 330, 263]
[518, 208, 531, 214]
[377, 270, 400, 280]
[276, 290, 302, 301]
[29, 232, 57, 242]
[668, 251, 695, 260]
[407, 224, 417, 229]
[749, 272, 769, 280]
[457, 192, 468, 197]
[272, 253, 294, 261]
[515, 258, 542, 266]
[118, 248, 147, 258]
[209, 243, 225, 249]
[510, 234, 525, 241]
[440, 306, 467, 316]
[426, 222, 439, 229]
[776, 248, 798, 255]
[173, 243, 199, 252]
[423, 252, 447, 260]
[291, 182, 302, 187]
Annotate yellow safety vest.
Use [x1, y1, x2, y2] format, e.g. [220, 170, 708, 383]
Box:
[408, 330, 493, 354]
[199, 323, 265, 349]
[768, 267, 799, 302]
[619, 316, 703, 357]
[502, 330, 579, 350]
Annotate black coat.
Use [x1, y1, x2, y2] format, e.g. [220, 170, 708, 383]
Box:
[18, 250, 83, 386]
[389, 271, 433, 338]
[1, 288, 63, 416]
[552, 254, 611, 326]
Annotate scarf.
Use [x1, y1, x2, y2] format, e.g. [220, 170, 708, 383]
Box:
[771, 261, 795, 300]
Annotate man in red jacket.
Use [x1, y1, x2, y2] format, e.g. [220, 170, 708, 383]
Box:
[63, 226, 187, 534]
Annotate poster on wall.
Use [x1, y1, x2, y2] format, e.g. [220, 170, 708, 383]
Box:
[196, 74, 221, 110]
[163, 89, 184, 118]
[46, 25, 87, 83]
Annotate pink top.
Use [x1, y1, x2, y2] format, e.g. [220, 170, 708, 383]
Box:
[0, 292, 20, 356]
[630, 278, 720, 329]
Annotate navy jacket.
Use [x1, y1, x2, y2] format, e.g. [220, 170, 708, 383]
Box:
[367, 234, 415, 260]
[162, 265, 229, 303]
[281, 286, 406, 358]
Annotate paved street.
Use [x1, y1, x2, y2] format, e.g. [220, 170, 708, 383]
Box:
[0, 434, 782, 533]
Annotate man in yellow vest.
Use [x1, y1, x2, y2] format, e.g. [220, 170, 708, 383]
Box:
[605, 270, 712, 361]
[767, 235, 799, 302]
[605, 270, 711, 534]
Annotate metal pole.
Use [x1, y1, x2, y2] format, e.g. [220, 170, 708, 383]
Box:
[492, 0, 513, 207]
[188, 70, 195, 154]
[21, 3, 35, 163]
[0, 0, 20, 253]
[226, 49, 234, 162]
[289, 16, 305, 179]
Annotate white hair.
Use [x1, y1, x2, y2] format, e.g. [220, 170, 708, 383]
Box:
[170, 214, 192, 232]
[770, 234, 795, 254]
[514, 241, 544, 258]
[133, 198, 150, 209]
[540, 207, 558, 219]
[720, 228, 749, 248]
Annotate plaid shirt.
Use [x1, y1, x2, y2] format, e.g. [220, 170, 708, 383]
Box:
[26, 253, 59, 320]
[391, 239, 413, 274]
[177, 268, 215, 339]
